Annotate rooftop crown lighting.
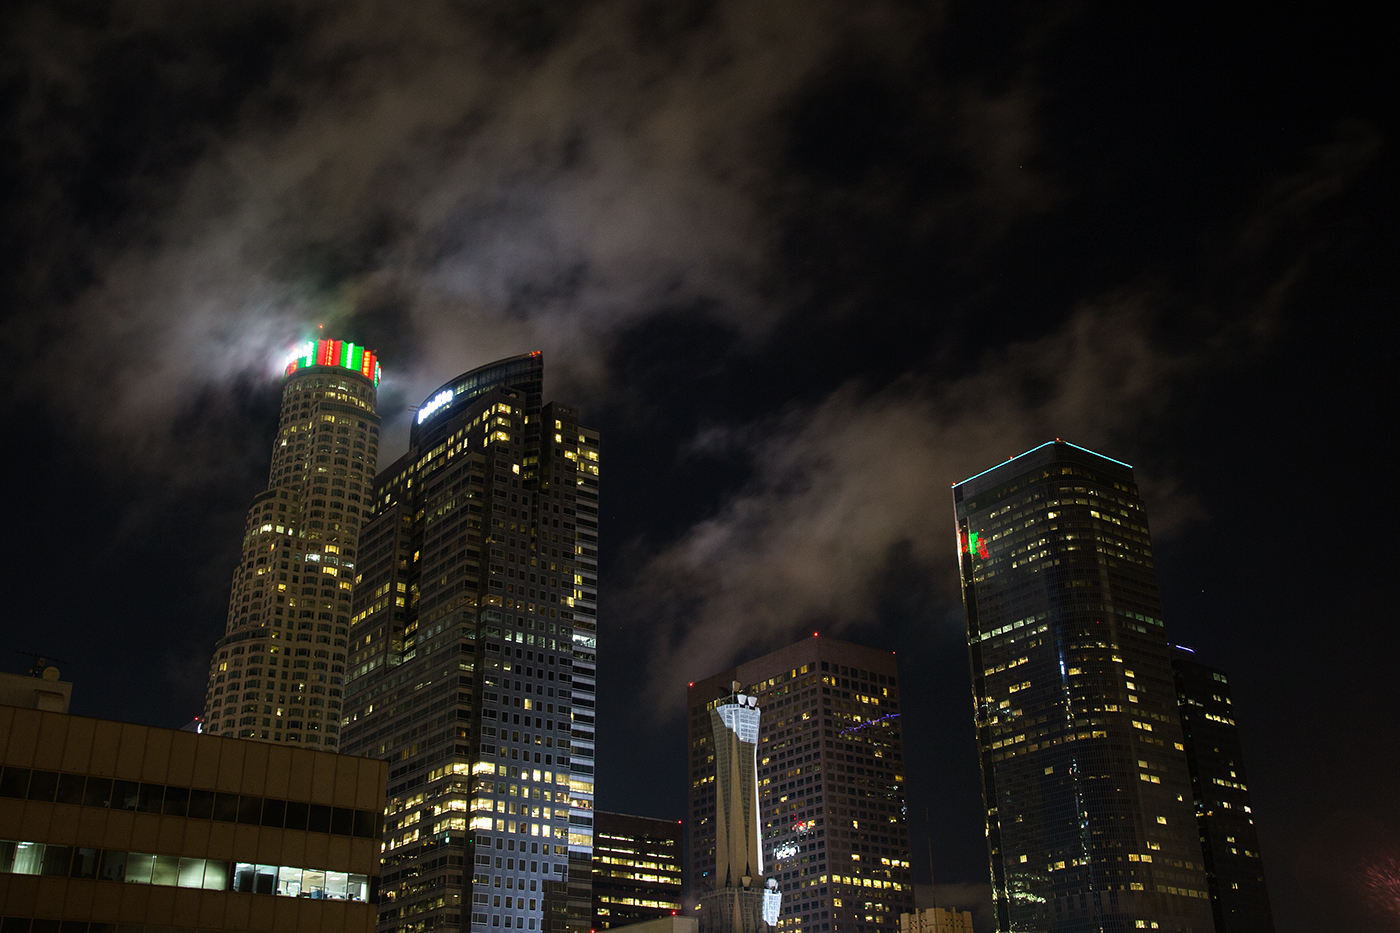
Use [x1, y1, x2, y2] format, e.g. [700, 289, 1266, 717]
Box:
[284, 338, 381, 386]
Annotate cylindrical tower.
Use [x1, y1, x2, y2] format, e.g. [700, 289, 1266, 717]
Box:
[200, 339, 382, 751]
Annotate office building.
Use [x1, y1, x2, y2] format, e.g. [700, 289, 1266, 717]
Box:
[201, 338, 383, 749]
[340, 352, 599, 933]
[1, 700, 386, 932]
[899, 906, 973, 933]
[592, 812, 683, 929]
[688, 636, 913, 933]
[1172, 649, 1274, 933]
[952, 441, 1215, 933]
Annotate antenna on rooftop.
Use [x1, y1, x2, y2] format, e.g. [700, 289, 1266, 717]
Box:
[12, 650, 67, 678]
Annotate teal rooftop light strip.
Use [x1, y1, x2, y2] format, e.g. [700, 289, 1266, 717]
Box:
[952, 440, 1133, 488]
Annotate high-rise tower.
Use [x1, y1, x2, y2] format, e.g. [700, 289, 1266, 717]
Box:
[688, 637, 913, 933]
[1172, 648, 1274, 933]
[952, 441, 1214, 933]
[340, 351, 599, 933]
[201, 338, 382, 749]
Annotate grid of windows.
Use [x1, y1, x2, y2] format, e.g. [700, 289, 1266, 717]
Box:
[1172, 653, 1275, 932]
[201, 357, 382, 750]
[591, 814, 683, 929]
[954, 442, 1215, 933]
[688, 638, 912, 933]
[339, 353, 597, 933]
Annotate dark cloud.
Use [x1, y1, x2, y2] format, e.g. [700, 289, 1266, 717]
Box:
[2, 0, 987, 460]
[624, 296, 1203, 709]
[619, 111, 1379, 705]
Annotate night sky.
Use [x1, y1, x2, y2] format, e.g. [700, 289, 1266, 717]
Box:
[0, 3, 1393, 931]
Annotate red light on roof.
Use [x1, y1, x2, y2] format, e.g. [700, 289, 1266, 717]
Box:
[813, 631, 819, 637]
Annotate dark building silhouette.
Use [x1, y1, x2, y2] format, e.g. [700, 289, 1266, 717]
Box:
[953, 441, 1214, 933]
[688, 636, 913, 933]
[1172, 648, 1275, 933]
[340, 352, 599, 933]
[592, 812, 683, 929]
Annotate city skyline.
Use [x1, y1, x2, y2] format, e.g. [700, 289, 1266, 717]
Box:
[0, 4, 1391, 933]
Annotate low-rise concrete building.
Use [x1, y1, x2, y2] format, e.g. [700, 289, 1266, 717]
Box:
[0, 702, 386, 932]
[899, 906, 973, 933]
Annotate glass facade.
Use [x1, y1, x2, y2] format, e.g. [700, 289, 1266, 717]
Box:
[1171, 650, 1274, 933]
[953, 442, 1215, 933]
[202, 343, 382, 749]
[688, 637, 912, 933]
[341, 352, 598, 933]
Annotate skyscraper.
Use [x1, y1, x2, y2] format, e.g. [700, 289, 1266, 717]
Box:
[340, 351, 599, 933]
[201, 338, 382, 749]
[1171, 648, 1274, 933]
[952, 441, 1214, 933]
[688, 637, 913, 933]
[592, 812, 684, 930]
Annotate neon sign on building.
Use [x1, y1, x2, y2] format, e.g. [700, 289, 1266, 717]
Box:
[417, 389, 453, 424]
[961, 529, 989, 560]
[284, 339, 382, 386]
